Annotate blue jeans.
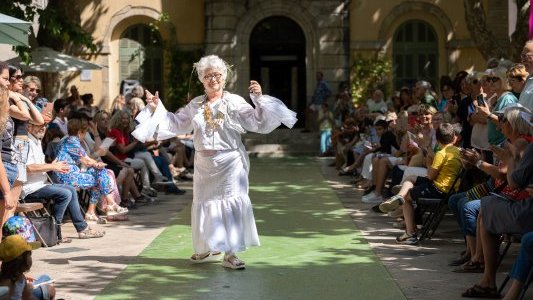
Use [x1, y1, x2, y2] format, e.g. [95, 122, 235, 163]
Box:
[24, 184, 88, 232]
[449, 192, 480, 236]
[32, 274, 53, 300]
[320, 129, 332, 154]
[461, 200, 480, 236]
[510, 231, 533, 281]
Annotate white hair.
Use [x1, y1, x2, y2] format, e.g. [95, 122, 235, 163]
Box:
[194, 55, 229, 82]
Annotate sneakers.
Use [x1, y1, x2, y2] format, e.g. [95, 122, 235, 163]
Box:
[361, 192, 383, 204]
[396, 232, 418, 245]
[390, 184, 402, 195]
[379, 195, 405, 212]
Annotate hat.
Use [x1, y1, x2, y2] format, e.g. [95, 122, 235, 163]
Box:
[494, 103, 532, 115]
[2, 216, 36, 243]
[0, 235, 40, 262]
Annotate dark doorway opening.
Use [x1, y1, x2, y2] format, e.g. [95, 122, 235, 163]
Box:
[250, 16, 306, 127]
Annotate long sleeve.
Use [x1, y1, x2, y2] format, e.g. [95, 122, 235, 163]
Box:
[232, 93, 297, 134]
[132, 100, 195, 142]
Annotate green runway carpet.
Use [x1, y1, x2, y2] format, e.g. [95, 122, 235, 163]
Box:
[96, 157, 405, 300]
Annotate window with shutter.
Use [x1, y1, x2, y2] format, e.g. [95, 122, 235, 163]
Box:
[393, 20, 438, 89]
[119, 24, 163, 94]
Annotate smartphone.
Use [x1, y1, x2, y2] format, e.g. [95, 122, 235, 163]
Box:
[476, 95, 485, 106]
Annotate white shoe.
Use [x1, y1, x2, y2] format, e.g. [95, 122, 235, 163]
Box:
[361, 192, 383, 204]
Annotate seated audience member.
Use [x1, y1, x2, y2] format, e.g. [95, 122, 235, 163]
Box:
[366, 89, 388, 120]
[448, 107, 531, 270]
[42, 123, 64, 163]
[54, 118, 128, 222]
[23, 115, 105, 238]
[51, 98, 69, 136]
[111, 94, 125, 115]
[0, 235, 54, 300]
[378, 123, 462, 245]
[80, 93, 98, 118]
[462, 115, 533, 298]
[502, 229, 533, 300]
[358, 119, 400, 201]
[333, 117, 359, 170]
[107, 110, 157, 196]
[93, 111, 152, 207]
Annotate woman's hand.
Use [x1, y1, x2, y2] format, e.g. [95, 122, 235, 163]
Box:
[249, 80, 262, 95]
[145, 90, 160, 112]
[474, 100, 491, 118]
[94, 162, 107, 169]
[490, 143, 515, 163]
[460, 148, 481, 165]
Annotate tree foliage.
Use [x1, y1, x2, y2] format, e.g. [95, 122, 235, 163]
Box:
[350, 55, 391, 106]
[0, 0, 98, 63]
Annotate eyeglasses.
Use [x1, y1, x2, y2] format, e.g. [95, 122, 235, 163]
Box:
[28, 88, 40, 93]
[521, 53, 533, 60]
[10, 74, 23, 81]
[485, 77, 501, 83]
[203, 73, 222, 81]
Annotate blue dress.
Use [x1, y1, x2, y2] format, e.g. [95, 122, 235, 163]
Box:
[54, 136, 114, 204]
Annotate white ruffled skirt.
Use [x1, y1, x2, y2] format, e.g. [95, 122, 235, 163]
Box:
[191, 149, 260, 254]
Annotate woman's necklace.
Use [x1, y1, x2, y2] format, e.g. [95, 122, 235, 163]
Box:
[202, 94, 225, 134]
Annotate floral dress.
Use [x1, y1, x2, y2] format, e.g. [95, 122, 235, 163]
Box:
[54, 136, 114, 204]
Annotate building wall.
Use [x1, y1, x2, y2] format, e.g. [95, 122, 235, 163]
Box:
[349, 0, 494, 93]
[73, 0, 204, 110]
[69, 0, 503, 109]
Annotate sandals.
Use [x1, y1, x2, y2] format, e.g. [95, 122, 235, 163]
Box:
[78, 227, 105, 239]
[461, 284, 501, 298]
[222, 254, 245, 270]
[106, 204, 128, 216]
[453, 260, 484, 273]
[190, 251, 222, 264]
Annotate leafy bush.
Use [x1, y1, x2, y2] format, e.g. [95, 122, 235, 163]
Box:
[350, 55, 391, 106]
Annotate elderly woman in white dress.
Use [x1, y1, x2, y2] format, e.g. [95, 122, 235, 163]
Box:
[132, 55, 297, 269]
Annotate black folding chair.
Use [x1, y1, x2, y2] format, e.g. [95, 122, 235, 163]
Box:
[417, 168, 466, 241]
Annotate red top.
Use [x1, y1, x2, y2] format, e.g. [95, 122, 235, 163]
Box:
[108, 128, 129, 161]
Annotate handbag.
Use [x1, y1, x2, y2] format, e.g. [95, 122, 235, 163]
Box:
[28, 216, 59, 247]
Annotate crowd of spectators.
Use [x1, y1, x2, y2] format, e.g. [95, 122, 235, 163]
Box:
[321, 41, 533, 299]
[0, 61, 193, 299]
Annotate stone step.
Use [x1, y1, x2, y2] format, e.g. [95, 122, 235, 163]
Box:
[243, 128, 320, 156]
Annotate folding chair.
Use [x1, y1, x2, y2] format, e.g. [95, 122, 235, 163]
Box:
[417, 168, 466, 241]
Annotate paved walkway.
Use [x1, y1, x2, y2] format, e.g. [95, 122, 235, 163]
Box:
[29, 157, 529, 299]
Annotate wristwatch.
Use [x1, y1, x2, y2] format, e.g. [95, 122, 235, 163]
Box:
[475, 160, 483, 169]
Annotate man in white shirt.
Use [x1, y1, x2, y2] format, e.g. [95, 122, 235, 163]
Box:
[23, 116, 105, 239]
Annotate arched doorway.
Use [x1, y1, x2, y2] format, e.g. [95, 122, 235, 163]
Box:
[250, 16, 306, 126]
[119, 24, 163, 94]
[393, 20, 438, 89]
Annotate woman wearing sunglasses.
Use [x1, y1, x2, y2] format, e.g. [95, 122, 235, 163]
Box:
[475, 66, 518, 148]
[6, 65, 44, 220]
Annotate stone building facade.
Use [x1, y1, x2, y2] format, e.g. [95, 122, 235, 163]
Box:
[67, 0, 511, 119]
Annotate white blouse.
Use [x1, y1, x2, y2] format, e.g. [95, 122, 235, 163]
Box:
[132, 92, 297, 169]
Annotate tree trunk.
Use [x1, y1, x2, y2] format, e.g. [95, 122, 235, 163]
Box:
[464, 0, 509, 59]
[510, 0, 530, 61]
